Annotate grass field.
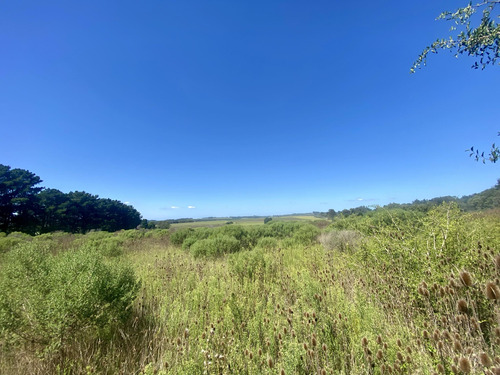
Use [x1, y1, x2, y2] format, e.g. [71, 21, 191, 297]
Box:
[170, 215, 324, 230]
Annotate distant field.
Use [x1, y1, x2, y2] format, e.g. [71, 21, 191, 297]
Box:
[169, 215, 323, 229]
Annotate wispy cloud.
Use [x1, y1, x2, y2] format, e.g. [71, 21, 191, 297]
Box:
[347, 198, 377, 203]
[171, 206, 180, 209]
[188, 206, 196, 209]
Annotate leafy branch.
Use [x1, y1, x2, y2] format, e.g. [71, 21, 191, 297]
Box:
[466, 132, 500, 163]
[411, 1, 500, 73]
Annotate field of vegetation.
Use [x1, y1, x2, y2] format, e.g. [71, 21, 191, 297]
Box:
[1, 202, 500, 374]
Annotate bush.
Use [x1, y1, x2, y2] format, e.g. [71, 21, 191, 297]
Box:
[170, 228, 194, 246]
[292, 223, 321, 245]
[190, 235, 240, 257]
[256, 236, 279, 250]
[0, 232, 32, 253]
[229, 248, 266, 280]
[0, 243, 139, 351]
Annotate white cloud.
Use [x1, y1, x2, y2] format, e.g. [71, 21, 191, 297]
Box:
[188, 206, 196, 209]
[357, 198, 364, 201]
[124, 201, 130, 205]
[171, 206, 180, 209]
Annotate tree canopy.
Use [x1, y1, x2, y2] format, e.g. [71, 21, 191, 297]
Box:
[412, 1, 500, 73]
[0, 164, 142, 234]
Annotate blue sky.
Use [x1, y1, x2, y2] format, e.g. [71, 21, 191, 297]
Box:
[1, 1, 498, 219]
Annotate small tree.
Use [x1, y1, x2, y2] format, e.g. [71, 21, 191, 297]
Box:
[264, 216, 273, 224]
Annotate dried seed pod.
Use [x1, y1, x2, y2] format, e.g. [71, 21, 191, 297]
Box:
[480, 352, 493, 367]
[361, 337, 368, 347]
[457, 299, 468, 313]
[495, 255, 500, 269]
[443, 330, 451, 341]
[267, 357, 273, 369]
[437, 363, 445, 373]
[453, 340, 463, 352]
[377, 349, 384, 360]
[433, 329, 441, 341]
[460, 271, 473, 287]
[486, 282, 500, 300]
[397, 352, 404, 362]
[459, 357, 471, 374]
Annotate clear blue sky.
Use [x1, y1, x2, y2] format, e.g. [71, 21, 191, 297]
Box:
[1, 1, 498, 219]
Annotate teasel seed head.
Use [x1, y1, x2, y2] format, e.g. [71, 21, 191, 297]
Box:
[460, 271, 473, 287]
[397, 352, 404, 362]
[267, 357, 273, 369]
[494, 255, 500, 269]
[495, 327, 500, 337]
[362, 337, 368, 347]
[458, 357, 472, 374]
[457, 299, 468, 313]
[485, 282, 500, 300]
[453, 340, 463, 352]
[480, 352, 493, 367]
[433, 329, 441, 341]
[437, 363, 445, 373]
[376, 349, 384, 360]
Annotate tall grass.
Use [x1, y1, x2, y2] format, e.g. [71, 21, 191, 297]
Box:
[0, 204, 499, 374]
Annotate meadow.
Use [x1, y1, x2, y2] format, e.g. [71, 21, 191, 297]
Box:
[1, 204, 499, 374]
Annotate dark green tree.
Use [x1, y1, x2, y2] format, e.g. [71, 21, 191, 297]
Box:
[37, 188, 71, 233]
[0, 164, 43, 233]
[264, 217, 273, 224]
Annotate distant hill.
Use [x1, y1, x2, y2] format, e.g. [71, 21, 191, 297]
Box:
[326, 179, 500, 219]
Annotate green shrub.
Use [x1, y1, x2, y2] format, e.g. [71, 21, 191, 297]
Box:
[0, 232, 32, 253]
[256, 236, 279, 250]
[0, 242, 139, 351]
[292, 223, 320, 245]
[170, 228, 194, 246]
[228, 248, 266, 280]
[190, 234, 240, 257]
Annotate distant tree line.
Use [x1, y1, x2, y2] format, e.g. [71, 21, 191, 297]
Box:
[0, 164, 142, 234]
[326, 180, 500, 220]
